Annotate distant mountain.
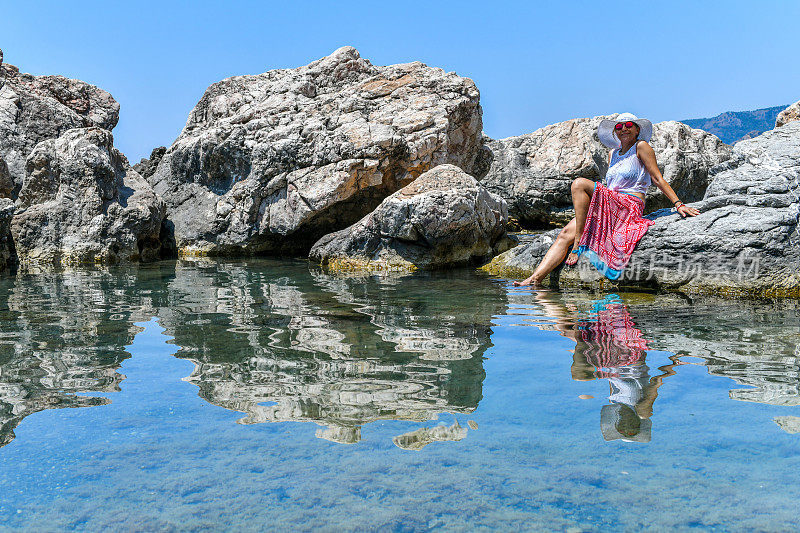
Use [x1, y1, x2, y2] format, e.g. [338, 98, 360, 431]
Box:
[680, 105, 787, 145]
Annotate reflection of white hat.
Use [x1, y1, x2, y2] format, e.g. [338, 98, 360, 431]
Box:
[597, 112, 654, 148]
[600, 403, 652, 443]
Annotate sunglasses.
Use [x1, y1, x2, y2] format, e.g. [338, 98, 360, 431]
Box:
[614, 121, 637, 130]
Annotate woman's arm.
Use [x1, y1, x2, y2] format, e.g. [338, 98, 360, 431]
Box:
[635, 354, 684, 419]
[637, 141, 700, 218]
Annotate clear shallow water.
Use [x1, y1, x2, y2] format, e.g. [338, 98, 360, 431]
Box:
[0, 260, 799, 531]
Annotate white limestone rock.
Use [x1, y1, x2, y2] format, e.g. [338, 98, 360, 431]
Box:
[776, 100, 800, 128]
[11, 128, 165, 266]
[149, 46, 484, 256]
[0, 53, 119, 194]
[309, 164, 509, 271]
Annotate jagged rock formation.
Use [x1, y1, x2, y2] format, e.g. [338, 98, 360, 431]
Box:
[0, 52, 164, 270]
[147, 46, 484, 256]
[481, 116, 731, 227]
[0, 53, 119, 194]
[776, 100, 800, 128]
[133, 146, 166, 179]
[484, 121, 800, 297]
[309, 164, 509, 272]
[11, 127, 165, 266]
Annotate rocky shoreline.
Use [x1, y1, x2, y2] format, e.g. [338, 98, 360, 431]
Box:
[0, 47, 798, 297]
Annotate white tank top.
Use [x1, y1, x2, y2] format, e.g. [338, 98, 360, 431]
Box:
[608, 364, 650, 406]
[604, 141, 651, 196]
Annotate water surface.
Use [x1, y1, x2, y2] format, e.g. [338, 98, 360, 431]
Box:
[0, 260, 798, 531]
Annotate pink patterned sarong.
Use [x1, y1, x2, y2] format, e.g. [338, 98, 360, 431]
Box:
[578, 303, 649, 369]
[575, 183, 654, 280]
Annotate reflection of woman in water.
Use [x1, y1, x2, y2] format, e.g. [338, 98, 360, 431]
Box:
[533, 292, 681, 443]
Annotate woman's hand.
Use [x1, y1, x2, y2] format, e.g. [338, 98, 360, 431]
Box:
[677, 204, 700, 218]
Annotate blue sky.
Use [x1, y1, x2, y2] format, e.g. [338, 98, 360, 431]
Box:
[2, 0, 798, 162]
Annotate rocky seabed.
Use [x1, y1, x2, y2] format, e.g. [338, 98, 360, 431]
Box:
[0, 47, 798, 297]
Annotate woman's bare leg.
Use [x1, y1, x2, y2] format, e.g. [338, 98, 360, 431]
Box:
[565, 178, 596, 266]
[513, 219, 576, 286]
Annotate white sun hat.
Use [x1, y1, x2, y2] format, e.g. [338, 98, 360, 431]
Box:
[600, 403, 652, 443]
[597, 112, 653, 149]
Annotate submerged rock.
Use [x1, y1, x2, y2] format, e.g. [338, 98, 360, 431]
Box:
[483, 121, 800, 297]
[0, 54, 119, 195]
[11, 127, 165, 266]
[148, 46, 484, 256]
[776, 100, 800, 128]
[309, 164, 509, 272]
[481, 115, 731, 227]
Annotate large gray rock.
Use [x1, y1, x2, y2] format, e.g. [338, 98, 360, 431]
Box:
[309, 164, 509, 271]
[0, 54, 119, 195]
[149, 46, 484, 256]
[483, 121, 800, 297]
[11, 127, 165, 266]
[133, 146, 166, 179]
[0, 155, 11, 197]
[776, 100, 800, 128]
[482, 115, 731, 226]
[0, 198, 14, 272]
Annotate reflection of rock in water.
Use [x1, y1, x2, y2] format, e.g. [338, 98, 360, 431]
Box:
[0, 369, 115, 448]
[315, 425, 361, 444]
[539, 292, 800, 409]
[773, 416, 800, 434]
[309, 270, 495, 361]
[392, 422, 468, 450]
[0, 265, 172, 447]
[162, 260, 505, 444]
[513, 290, 800, 431]
[630, 298, 800, 408]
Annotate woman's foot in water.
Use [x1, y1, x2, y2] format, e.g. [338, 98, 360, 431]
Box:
[512, 275, 542, 287]
[564, 243, 581, 266]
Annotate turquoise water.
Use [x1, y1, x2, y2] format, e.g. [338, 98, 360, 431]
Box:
[0, 260, 799, 531]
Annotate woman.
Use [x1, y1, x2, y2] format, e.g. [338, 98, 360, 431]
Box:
[514, 113, 700, 286]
